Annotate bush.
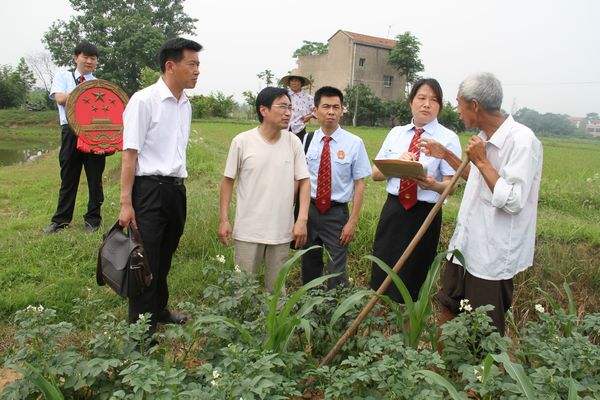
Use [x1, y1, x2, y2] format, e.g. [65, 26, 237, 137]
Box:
[190, 92, 237, 119]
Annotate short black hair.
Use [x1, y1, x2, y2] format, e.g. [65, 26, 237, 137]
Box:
[255, 87, 290, 123]
[158, 37, 203, 73]
[314, 86, 343, 107]
[73, 41, 98, 57]
[408, 78, 443, 109]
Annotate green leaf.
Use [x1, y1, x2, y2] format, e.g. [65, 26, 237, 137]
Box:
[568, 378, 580, 400]
[193, 315, 253, 344]
[491, 353, 536, 399]
[416, 370, 467, 400]
[365, 255, 414, 313]
[21, 363, 65, 400]
[330, 289, 373, 327]
[481, 354, 494, 385]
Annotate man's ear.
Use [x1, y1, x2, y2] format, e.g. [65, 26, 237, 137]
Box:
[471, 99, 479, 114]
[259, 105, 267, 119]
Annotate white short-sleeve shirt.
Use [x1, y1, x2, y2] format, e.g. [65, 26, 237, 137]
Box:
[375, 119, 462, 203]
[49, 69, 96, 125]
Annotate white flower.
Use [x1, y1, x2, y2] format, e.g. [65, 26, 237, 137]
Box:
[474, 367, 483, 382]
[349, 277, 354, 283]
[212, 370, 221, 379]
[534, 304, 545, 313]
[459, 299, 472, 312]
[234, 265, 241, 273]
[210, 379, 217, 386]
[216, 254, 226, 264]
[36, 305, 45, 312]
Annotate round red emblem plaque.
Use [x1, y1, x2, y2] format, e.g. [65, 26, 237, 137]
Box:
[66, 79, 129, 155]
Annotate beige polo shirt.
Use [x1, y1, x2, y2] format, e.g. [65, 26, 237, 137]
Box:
[224, 128, 309, 244]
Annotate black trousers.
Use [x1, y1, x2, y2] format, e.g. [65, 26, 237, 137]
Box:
[301, 202, 349, 289]
[128, 176, 187, 327]
[51, 124, 105, 226]
[370, 195, 442, 303]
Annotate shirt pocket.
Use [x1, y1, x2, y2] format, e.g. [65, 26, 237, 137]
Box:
[380, 148, 400, 159]
[306, 152, 320, 171]
[333, 157, 352, 183]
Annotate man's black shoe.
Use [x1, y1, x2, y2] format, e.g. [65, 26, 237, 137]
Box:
[157, 309, 188, 325]
[43, 222, 69, 234]
[84, 221, 100, 233]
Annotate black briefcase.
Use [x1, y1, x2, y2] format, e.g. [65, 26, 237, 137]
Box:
[96, 221, 152, 298]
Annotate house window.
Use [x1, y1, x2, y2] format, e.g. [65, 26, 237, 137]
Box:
[383, 75, 393, 87]
[358, 58, 366, 67]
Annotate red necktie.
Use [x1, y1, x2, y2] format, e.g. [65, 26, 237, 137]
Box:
[315, 136, 332, 214]
[398, 127, 424, 210]
[77, 75, 85, 85]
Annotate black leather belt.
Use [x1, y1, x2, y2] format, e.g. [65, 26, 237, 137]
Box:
[137, 175, 185, 185]
[310, 198, 347, 207]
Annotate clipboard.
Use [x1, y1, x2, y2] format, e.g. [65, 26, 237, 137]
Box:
[373, 159, 426, 179]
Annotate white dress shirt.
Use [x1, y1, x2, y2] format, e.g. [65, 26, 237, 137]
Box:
[288, 89, 314, 134]
[49, 69, 96, 125]
[305, 126, 372, 203]
[375, 119, 462, 203]
[122, 77, 191, 178]
[448, 115, 543, 280]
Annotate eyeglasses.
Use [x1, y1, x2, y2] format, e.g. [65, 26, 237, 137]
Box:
[272, 104, 293, 111]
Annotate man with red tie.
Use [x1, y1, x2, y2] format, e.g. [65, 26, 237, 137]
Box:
[45, 41, 105, 234]
[218, 87, 310, 292]
[301, 86, 371, 288]
[370, 78, 461, 303]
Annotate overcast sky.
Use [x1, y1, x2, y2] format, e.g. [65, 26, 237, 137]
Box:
[2, 0, 599, 116]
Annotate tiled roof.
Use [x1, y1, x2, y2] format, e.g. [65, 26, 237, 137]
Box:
[338, 30, 397, 49]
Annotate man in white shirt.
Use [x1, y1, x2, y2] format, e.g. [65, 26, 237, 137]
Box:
[420, 72, 543, 335]
[218, 87, 310, 292]
[44, 41, 105, 234]
[119, 38, 202, 332]
[280, 74, 314, 142]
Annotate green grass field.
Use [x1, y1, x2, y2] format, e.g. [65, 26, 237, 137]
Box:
[1, 117, 599, 352]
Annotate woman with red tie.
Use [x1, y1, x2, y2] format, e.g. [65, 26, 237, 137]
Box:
[370, 78, 462, 303]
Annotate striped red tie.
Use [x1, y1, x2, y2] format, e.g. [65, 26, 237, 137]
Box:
[398, 127, 424, 210]
[77, 75, 85, 85]
[315, 136, 332, 214]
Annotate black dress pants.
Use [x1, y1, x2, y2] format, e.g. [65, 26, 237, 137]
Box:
[51, 125, 105, 226]
[370, 195, 442, 303]
[128, 176, 187, 328]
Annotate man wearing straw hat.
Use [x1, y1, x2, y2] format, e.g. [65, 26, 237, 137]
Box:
[280, 74, 314, 142]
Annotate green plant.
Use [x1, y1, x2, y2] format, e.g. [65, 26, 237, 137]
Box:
[368, 250, 459, 348]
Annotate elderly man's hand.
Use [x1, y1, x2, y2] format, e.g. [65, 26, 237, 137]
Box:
[415, 175, 441, 192]
[418, 138, 446, 159]
[466, 135, 487, 166]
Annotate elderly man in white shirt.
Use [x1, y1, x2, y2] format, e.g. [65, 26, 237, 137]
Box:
[119, 38, 202, 334]
[420, 72, 543, 335]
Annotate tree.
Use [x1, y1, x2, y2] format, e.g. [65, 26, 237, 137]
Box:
[242, 90, 257, 119]
[257, 69, 274, 87]
[139, 66, 161, 89]
[292, 40, 328, 58]
[25, 51, 56, 93]
[514, 107, 576, 136]
[43, 0, 197, 95]
[438, 102, 464, 133]
[388, 32, 424, 96]
[0, 59, 35, 109]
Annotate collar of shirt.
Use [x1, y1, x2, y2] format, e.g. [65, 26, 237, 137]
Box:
[315, 125, 343, 143]
[73, 69, 95, 81]
[407, 118, 440, 136]
[481, 114, 514, 149]
[156, 76, 189, 105]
